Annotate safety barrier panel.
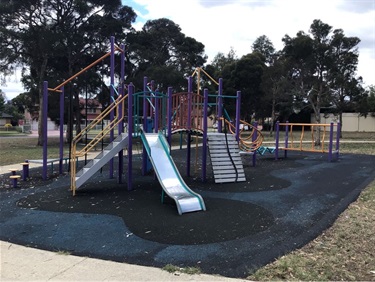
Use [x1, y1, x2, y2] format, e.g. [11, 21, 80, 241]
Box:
[275, 122, 340, 162]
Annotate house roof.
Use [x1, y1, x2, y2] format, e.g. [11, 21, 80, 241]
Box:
[0, 112, 13, 118]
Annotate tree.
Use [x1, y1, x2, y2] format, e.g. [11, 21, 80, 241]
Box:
[126, 18, 207, 92]
[228, 52, 266, 121]
[327, 28, 362, 133]
[0, 89, 6, 113]
[2, 100, 23, 125]
[260, 53, 292, 135]
[368, 86, 375, 113]
[281, 19, 362, 143]
[252, 35, 275, 65]
[0, 0, 136, 144]
[209, 48, 238, 76]
[357, 85, 375, 116]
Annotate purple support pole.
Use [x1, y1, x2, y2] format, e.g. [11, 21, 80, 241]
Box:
[202, 89, 208, 182]
[218, 78, 223, 133]
[118, 44, 126, 184]
[11, 177, 18, 188]
[21, 163, 29, 181]
[235, 91, 241, 142]
[109, 36, 115, 179]
[59, 86, 64, 175]
[167, 87, 173, 145]
[127, 84, 134, 190]
[42, 81, 48, 180]
[252, 122, 258, 166]
[336, 123, 341, 159]
[275, 121, 280, 160]
[328, 122, 334, 162]
[24, 160, 30, 177]
[284, 121, 289, 158]
[188, 77, 193, 131]
[142, 76, 148, 175]
[155, 91, 159, 133]
[143, 76, 148, 130]
[118, 86, 124, 184]
[187, 78, 193, 177]
[121, 44, 125, 90]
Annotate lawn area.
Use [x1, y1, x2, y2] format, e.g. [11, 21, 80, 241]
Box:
[0, 136, 70, 165]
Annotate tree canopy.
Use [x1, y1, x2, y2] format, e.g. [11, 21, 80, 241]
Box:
[0, 4, 369, 142]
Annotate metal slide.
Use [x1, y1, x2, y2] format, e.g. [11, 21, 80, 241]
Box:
[141, 132, 206, 215]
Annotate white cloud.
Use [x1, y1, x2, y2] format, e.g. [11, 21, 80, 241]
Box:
[132, 0, 375, 87]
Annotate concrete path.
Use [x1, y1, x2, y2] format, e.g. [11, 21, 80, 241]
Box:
[1, 241, 245, 281]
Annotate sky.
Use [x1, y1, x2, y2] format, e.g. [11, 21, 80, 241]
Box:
[1, 0, 374, 100]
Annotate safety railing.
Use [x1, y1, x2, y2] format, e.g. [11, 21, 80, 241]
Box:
[275, 122, 340, 161]
[70, 94, 128, 193]
[171, 92, 204, 133]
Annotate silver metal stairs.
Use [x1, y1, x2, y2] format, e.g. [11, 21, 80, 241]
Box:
[74, 133, 129, 190]
[207, 132, 246, 183]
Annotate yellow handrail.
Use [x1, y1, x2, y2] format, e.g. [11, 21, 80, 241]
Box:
[70, 94, 128, 195]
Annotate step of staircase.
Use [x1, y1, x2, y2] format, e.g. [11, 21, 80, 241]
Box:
[75, 133, 129, 189]
[207, 133, 246, 183]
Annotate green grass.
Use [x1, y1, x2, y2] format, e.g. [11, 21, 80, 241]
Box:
[162, 264, 201, 275]
[0, 136, 70, 165]
[0, 131, 28, 137]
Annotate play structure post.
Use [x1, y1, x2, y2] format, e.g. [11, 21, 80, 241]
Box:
[127, 83, 134, 190]
[235, 91, 241, 141]
[154, 90, 159, 133]
[109, 36, 115, 179]
[275, 121, 280, 160]
[117, 43, 126, 183]
[252, 121, 258, 166]
[142, 76, 151, 175]
[167, 87, 173, 145]
[42, 81, 48, 180]
[59, 86, 65, 175]
[284, 121, 289, 158]
[142, 76, 147, 174]
[187, 77, 193, 177]
[118, 86, 124, 184]
[328, 122, 334, 162]
[218, 78, 223, 133]
[336, 123, 341, 159]
[202, 89, 208, 182]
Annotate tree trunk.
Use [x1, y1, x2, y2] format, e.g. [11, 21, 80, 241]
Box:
[74, 90, 82, 137]
[269, 96, 276, 137]
[37, 57, 49, 146]
[339, 112, 343, 138]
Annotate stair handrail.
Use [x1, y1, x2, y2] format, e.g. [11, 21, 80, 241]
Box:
[70, 94, 128, 194]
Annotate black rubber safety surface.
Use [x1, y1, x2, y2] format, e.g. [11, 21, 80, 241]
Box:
[1, 150, 374, 278]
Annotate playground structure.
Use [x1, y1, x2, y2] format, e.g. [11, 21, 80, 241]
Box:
[33, 36, 341, 214]
[35, 36, 264, 215]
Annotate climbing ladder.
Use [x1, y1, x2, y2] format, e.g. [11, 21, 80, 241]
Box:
[207, 133, 246, 183]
